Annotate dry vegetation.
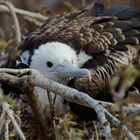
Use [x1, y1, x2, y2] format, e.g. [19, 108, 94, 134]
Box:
[0, 0, 140, 140]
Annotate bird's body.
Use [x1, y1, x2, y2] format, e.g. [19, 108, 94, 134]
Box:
[18, 10, 140, 120]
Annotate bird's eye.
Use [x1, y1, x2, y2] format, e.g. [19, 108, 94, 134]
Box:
[46, 61, 53, 68]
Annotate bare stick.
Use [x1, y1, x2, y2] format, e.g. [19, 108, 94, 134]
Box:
[105, 110, 136, 140]
[4, 116, 10, 140]
[93, 122, 100, 140]
[0, 1, 21, 43]
[0, 69, 140, 115]
[1, 101, 25, 140]
[0, 109, 6, 135]
[0, 68, 137, 139]
[25, 88, 51, 139]
[97, 107, 111, 139]
[123, 104, 140, 116]
[0, 3, 47, 21]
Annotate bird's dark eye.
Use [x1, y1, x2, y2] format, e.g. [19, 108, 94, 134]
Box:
[46, 61, 53, 68]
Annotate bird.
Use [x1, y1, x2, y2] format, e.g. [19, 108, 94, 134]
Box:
[17, 6, 140, 121]
[18, 40, 91, 116]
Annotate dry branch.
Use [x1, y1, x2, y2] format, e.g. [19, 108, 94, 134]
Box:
[0, 2, 47, 21]
[0, 68, 138, 140]
[122, 104, 140, 116]
[98, 101, 140, 117]
[0, 1, 21, 43]
[25, 88, 51, 139]
[4, 116, 10, 140]
[105, 110, 136, 140]
[0, 100, 25, 140]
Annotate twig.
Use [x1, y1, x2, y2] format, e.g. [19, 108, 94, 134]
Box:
[47, 90, 56, 140]
[1, 69, 110, 139]
[4, 115, 10, 140]
[1, 68, 139, 115]
[0, 1, 21, 43]
[97, 106, 111, 139]
[105, 110, 136, 140]
[26, 88, 51, 139]
[0, 108, 6, 135]
[93, 122, 99, 140]
[0, 101, 25, 140]
[0, 68, 137, 140]
[94, 101, 140, 117]
[0, 69, 54, 139]
[122, 104, 140, 116]
[0, 3, 47, 21]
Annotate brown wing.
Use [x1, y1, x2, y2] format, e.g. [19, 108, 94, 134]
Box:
[19, 12, 140, 54]
[19, 11, 140, 98]
[18, 11, 121, 53]
[67, 17, 140, 100]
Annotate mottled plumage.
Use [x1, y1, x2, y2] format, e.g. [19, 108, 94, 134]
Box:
[18, 9, 140, 121]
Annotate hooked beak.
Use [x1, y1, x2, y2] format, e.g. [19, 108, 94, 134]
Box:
[50, 60, 91, 81]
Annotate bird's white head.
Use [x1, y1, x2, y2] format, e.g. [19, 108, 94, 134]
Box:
[30, 42, 91, 84]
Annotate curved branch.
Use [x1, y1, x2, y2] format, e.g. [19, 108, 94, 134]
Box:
[0, 1, 21, 43]
[0, 3, 47, 21]
[0, 101, 25, 140]
[0, 68, 137, 140]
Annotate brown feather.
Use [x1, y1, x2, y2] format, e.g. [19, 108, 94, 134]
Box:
[19, 11, 140, 93]
[18, 11, 140, 121]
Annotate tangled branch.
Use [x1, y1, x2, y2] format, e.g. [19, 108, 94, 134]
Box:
[0, 68, 138, 140]
[0, 1, 47, 21]
[0, 1, 21, 43]
[0, 100, 25, 140]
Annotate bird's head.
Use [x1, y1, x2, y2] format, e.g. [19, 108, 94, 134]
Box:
[30, 42, 91, 83]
